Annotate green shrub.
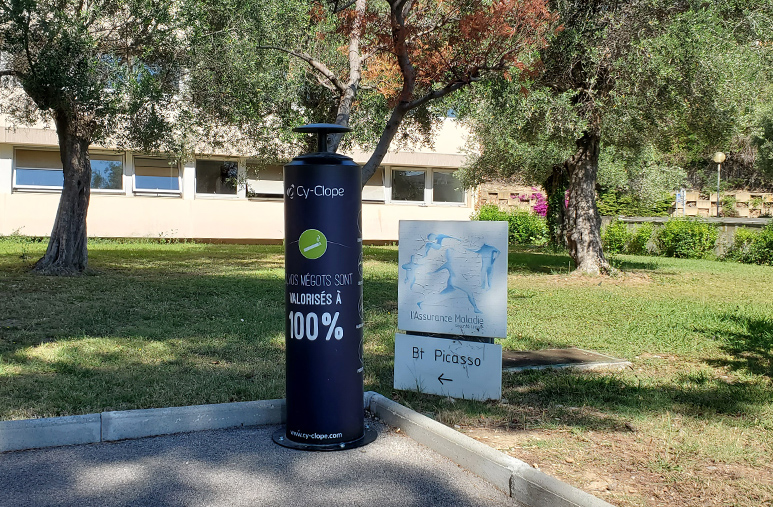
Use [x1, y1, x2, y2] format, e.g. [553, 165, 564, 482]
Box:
[472, 204, 548, 245]
[749, 223, 773, 265]
[721, 195, 739, 217]
[602, 220, 631, 254]
[627, 223, 655, 255]
[507, 210, 548, 245]
[727, 224, 773, 266]
[472, 204, 509, 223]
[728, 227, 758, 252]
[597, 189, 673, 217]
[654, 218, 718, 259]
[602, 221, 656, 255]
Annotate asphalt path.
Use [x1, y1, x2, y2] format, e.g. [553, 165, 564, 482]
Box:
[0, 420, 517, 507]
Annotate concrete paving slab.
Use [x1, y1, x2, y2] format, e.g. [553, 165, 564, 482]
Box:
[0, 421, 518, 507]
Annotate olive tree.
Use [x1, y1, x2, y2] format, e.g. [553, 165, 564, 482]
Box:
[0, 0, 185, 274]
[459, 0, 773, 274]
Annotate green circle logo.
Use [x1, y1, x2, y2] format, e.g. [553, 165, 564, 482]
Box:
[299, 229, 327, 259]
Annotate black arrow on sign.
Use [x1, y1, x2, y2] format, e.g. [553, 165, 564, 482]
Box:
[438, 373, 453, 385]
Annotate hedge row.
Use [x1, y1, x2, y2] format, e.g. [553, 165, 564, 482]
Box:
[472, 205, 773, 266]
[602, 218, 773, 265]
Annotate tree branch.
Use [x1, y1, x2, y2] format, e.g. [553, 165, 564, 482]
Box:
[256, 45, 346, 93]
[312, 73, 339, 93]
[389, 0, 417, 104]
[329, 0, 367, 152]
[22, 10, 39, 79]
[328, 0, 357, 14]
[406, 79, 470, 110]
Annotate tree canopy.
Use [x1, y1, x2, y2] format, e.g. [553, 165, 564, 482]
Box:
[1, 0, 184, 148]
[3, 0, 772, 275]
[184, 0, 557, 183]
[458, 0, 773, 273]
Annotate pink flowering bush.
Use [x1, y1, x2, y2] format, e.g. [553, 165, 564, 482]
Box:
[531, 188, 547, 217]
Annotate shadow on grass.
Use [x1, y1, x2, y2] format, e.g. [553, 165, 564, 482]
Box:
[507, 248, 574, 274]
[362, 246, 399, 264]
[365, 244, 576, 276]
[4, 242, 770, 434]
[0, 244, 404, 418]
[0, 269, 291, 417]
[612, 258, 663, 271]
[0, 353, 287, 416]
[700, 314, 773, 378]
[393, 365, 772, 435]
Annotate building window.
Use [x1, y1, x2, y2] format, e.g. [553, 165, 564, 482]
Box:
[432, 170, 464, 203]
[14, 149, 124, 191]
[246, 162, 283, 198]
[388, 166, 466, 205]
[90, 156, 124, 190]
[14, 150, 63, 189]
[196, 160, 238, 195]
[134, 157, 180, 193]
[362, 166, 386, 202]
[15, 167, 64, 187]
[391, 168, 426, 202]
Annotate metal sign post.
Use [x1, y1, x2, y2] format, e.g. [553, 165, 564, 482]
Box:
[273, 123, 376, 451]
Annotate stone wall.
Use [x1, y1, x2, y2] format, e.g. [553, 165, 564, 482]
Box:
[477, 181, 773, 219]
[619, 216, 771, 255]
[478, 182, 545, 213]
[676, 191, 773, 218]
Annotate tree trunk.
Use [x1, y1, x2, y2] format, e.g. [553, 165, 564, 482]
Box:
[544, 164, 569, 249]
[33, 112, 91, 275]
[565, 133, 610, 275]
[328, 0, 367, 154]
[360, 102, 411, 186]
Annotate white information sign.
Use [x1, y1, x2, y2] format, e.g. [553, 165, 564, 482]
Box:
[394, 333, 502, 401]
[398, 220, 508, 338]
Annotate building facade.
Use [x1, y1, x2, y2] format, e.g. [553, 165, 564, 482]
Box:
[0, 118, 475, 242]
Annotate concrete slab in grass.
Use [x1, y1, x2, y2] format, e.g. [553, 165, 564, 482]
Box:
[503, 348, 631, 373]
[0, 414, 101, 453]
[101, 399, 285, 441]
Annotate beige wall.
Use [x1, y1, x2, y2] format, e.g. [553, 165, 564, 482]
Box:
[0, 192, 473, 241]
[1, 117, 475, 242]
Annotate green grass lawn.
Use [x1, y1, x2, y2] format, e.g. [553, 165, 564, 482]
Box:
[1, 239, 771, 420]
[1, 237, 772, 504]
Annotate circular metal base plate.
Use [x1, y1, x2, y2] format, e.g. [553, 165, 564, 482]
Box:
[272, 425, 377, 452]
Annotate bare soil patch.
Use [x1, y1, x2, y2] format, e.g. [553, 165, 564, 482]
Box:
[529, 271, 653, 288]
[462, 425, 773, 507]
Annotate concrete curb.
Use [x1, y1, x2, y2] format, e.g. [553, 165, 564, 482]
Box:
[3, 393, 612, 507]
[0, 400, 285, 453]
[0, 414, 102, 453]
[102, 399, 285, 441]
[365, 392, 614, 507]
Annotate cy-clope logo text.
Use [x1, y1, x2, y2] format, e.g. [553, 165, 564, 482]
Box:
[286, 184, 345, 200]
